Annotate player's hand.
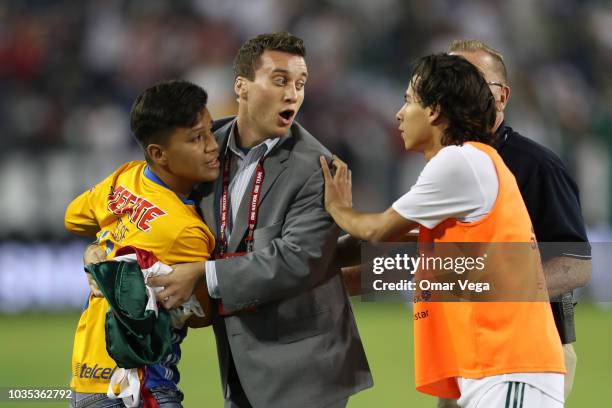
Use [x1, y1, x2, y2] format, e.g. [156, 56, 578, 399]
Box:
[320, 155, 352, 212]
[148, 262, 205, 309]
[84, 244, 106, 264]
[83, 244, 105, 297]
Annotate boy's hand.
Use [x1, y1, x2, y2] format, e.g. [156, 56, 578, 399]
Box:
[84, 244, 106, 264]
[320, 155, 352, 212]
[148, 262, 206, 309]
[83, 244, 106, 297]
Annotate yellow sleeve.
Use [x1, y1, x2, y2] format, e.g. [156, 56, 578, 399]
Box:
[64, 162, 134, 237]
[164, 222, 215, 264]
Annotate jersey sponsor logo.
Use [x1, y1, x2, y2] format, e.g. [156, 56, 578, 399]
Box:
[107, 186, 166, 232]
[74, 363, 117, 380]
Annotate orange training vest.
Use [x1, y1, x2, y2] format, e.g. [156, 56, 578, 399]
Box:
[414, 142, 565, 399]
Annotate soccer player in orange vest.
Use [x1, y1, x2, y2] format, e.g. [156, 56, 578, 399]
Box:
[320, 53, 566, 407]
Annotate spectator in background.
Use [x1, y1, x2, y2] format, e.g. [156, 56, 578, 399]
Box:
[439, 39, 592, 408]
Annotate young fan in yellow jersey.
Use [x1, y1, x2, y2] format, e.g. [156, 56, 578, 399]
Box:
[65, 80, 220, 408]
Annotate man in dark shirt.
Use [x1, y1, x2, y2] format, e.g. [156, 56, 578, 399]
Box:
[435, 40, 592, 407]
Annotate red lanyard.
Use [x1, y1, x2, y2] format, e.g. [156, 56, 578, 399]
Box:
[218, 152, 265, 255]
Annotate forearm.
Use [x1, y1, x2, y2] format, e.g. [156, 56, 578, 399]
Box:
[543, 256, 592, 298]
[328, 205, 417, 244]
[328, 205, 386, 243]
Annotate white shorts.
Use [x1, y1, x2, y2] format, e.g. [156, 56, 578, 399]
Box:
[456, 374, 564, 408]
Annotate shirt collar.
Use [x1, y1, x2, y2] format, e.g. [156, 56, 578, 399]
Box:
[225, 121, 281, 160]
[492, 121, 509, 151]
[144, 166, 195, 205]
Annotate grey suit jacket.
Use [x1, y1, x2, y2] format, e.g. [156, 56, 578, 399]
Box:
[196, 117, 373, 408]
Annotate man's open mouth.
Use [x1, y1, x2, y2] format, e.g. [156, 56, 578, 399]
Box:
[278, 109, 295, 124]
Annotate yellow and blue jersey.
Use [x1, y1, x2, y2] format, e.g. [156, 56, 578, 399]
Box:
[66, 161, 214, 393]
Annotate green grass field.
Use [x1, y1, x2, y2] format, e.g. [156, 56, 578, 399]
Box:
[1, 301, 610, 407]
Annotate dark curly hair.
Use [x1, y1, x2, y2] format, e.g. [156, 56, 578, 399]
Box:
[130, 79, 208, 151]
[233, 32, 306, 80]
[410, 53, 496, 146]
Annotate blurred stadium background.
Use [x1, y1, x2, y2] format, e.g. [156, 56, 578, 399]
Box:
[1, 0, 611, 406]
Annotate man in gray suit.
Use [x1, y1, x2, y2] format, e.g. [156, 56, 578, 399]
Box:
[150, 32, 373, 408]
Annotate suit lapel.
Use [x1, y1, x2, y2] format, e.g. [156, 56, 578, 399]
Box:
[258, 142, 291, 203]
[227, 137, 292, 253]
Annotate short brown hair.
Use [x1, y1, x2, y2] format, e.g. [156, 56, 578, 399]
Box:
[233, 32, 306, 80]
[449, 39, 508, 84]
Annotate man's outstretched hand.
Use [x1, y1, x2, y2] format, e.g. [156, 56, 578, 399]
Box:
[148, 261, 206, 309]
